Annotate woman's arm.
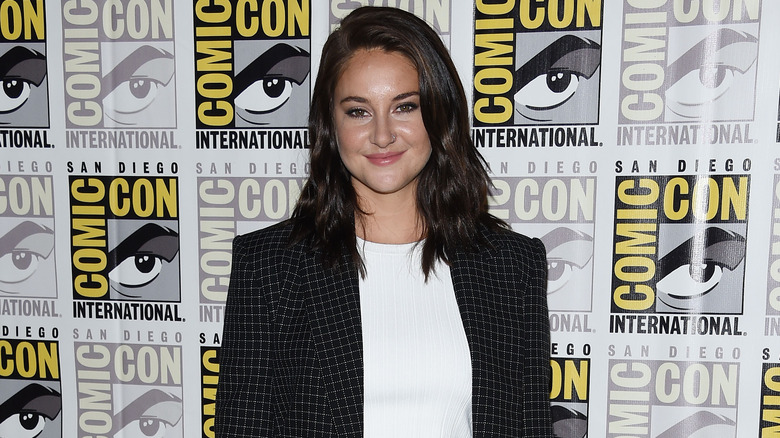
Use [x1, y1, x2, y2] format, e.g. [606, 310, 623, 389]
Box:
[215, 234, 275, 437]
[520, 237, 555, 437]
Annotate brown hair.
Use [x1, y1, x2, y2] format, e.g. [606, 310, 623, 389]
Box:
[290, 6, 504, 277]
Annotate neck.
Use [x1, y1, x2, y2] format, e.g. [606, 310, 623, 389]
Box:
[355, 192, 423, 244]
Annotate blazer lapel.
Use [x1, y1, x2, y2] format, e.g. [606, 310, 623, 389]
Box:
[450, 243, 499, 438]
[303, 250, 363, 437]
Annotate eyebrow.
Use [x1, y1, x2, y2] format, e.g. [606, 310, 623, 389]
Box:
[234, 43, 310, 94]
[666, 28, 758, 85]
[657, 226, 745, 274]
[339, 91, 420, 105]
[0, 383, 61, 422]
[540, 226, 593, 251]
[106, 223, 179, 271]
[514, 35, 601, 88]
[112, 389, 182, 433]
[0, 46, 47, 85]
[656, 411, 734, 438]
[100, 45, 174, 99]
[0, 221, 54, 256]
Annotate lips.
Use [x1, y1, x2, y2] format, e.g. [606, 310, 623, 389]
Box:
[365, 150, 405, 166]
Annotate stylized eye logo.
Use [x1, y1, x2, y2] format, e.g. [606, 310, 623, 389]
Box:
[1, 80, 32, 111]
[235, 77, 295, 114]
[516, 70, 580, 111]
[112, 389, 182, 438]
[234, 43, 310, 124]
[108, 78, 164, 113]
[655, 411, 735, 438]
[0, 46, 46, 114]
[551, 405, 588, 438]
[109, 254, 166, 288]
[540, 227, 593, 295]
[665, 28, 757, 120]
[656, 227, 745, 310]
[514, 35, 600, 121]
[101, 45, 175, 125]
[0, 221, 54, 288]
[0, 384, 61, 438]
[107, 223, 179, 293]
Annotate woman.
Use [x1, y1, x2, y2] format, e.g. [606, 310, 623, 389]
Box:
[216, 7, 553, 437]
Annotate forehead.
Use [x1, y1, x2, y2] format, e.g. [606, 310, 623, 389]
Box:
[336, 49, 419, 91]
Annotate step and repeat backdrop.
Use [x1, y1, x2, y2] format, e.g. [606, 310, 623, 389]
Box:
[2, 0, 780, 436]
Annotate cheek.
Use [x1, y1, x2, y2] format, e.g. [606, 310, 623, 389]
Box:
[335, 125, 366, 155]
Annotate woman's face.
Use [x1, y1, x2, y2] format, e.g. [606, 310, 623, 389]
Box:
[333, 49, 432, 205]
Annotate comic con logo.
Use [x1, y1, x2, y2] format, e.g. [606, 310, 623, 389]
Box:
[619, 0, 760, 124]
[766, 174, 780, 324]
[608, 360, 738, 437]
[490, 175, 595, 313]
[194, 0, 310, 128]
[0, 175, 55, 298]
[69, 175, 179, 301]
[74, 342, 182, 437]
[0, 338, 61, 438]
[198, 176, 303, 307]
[612, 174, 748, 315]
[473, 0, 602, 126]
[201, 346, 218, 438]
[550, 357, 589, 438]
[61, 0, 176, 128]
[0, 0, 48, 127]
[761, 362, 780, 435]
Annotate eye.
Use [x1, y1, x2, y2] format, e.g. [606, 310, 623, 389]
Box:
[0, 79, 32, 113]
[513, 35, 601, 120]
[134, 417, 167, 438]
[346, 107, 369, 119]
[547, 258, 577, 294]
[235, 77, 294, 114]
[540, 227, 594, 295]
[108, 253, 164, 287]
[656, 226, 745, 310]
[657, 261, 724, 300]
[0, 412, 47, 437]
[105, 223, 179, 292]
[103, 78, 163, 114]
[664, 28, 757, 119]
[112, 390, 182, 438]
[0, 250, 45, 283]
[100, 45, 174, 123]
[0, 223, 54, 285]
[232, 43, 310, 125]
[0, 46, 46, 114]
[665, 65, 736, 110]
[115, 417, 175, 438]
[515, 70, 580, 111]
[395, 102, 419, 113]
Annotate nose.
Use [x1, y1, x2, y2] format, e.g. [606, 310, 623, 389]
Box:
[370, 116, 396, 148]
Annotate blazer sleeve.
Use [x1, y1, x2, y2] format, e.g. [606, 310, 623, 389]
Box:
[520, 237, 554, 437]
[215, 234, 275, 437]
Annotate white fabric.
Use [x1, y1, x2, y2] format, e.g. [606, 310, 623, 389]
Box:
[357, 238, 472, 438]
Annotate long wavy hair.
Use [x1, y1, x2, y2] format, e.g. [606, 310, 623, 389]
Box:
[290, 6, 505, 278]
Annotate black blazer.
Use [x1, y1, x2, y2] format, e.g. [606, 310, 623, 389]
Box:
[215, 222, 553, 437]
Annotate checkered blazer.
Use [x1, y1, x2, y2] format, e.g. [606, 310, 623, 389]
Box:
[215, 222, 553, 437]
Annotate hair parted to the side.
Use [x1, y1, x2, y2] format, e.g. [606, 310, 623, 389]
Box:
[290, 6, 505, 278]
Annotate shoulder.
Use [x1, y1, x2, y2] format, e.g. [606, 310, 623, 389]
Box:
[231, 220, 304, 263]
[478, 225, 546, 262]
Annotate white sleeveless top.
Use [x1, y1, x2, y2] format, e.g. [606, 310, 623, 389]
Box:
[357, 238, 472, 437]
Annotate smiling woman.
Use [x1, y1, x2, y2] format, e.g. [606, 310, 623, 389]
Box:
[216, 6, 554, 438]
[333, 49, 433, 243]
